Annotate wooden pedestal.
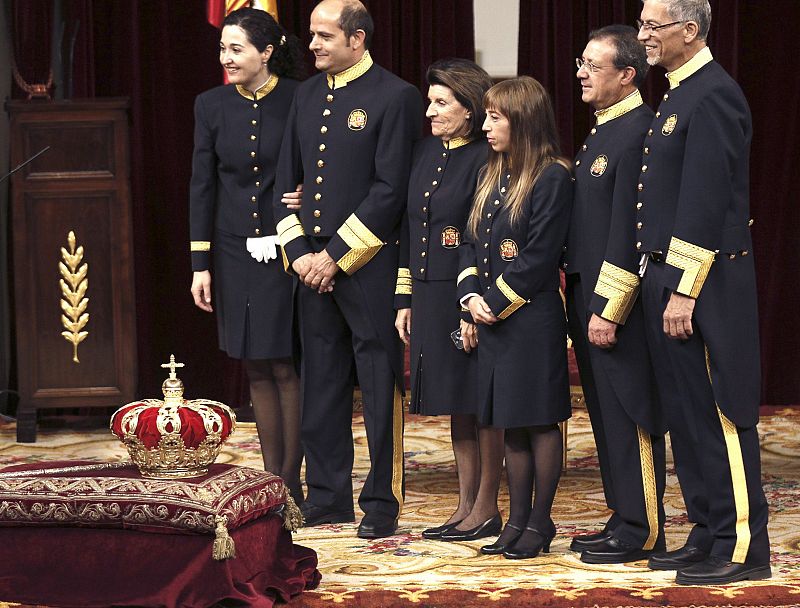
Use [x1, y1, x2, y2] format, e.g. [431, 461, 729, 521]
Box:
[8, 99, 137, 442]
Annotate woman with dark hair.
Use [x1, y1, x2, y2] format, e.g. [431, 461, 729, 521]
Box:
[394, 59, 504, 542]
[189, 7, 306, 503]
[458, 76, 573, 558]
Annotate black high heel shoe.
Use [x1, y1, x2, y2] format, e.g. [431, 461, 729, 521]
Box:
[421, 520, 463, 540]
[480, 523, 523, 555]
[440, 514, 502, 542]
[502, 521, 556, 559]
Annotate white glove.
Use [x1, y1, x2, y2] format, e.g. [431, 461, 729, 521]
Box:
[246, 235, 279, 264]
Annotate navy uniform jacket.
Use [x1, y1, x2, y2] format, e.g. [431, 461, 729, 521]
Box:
[273, 51, 423, 274]
[565, 91, 663, 435]
[395, 136, 487, 308]
[638, 48, 759, 427]
[190, 76, 299, 271]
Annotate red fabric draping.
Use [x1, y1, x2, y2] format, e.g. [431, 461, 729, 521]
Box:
[518, 1, 800, 405]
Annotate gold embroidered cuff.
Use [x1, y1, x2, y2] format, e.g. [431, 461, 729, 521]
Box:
[395, 268, 412, 296]
[495, 274, 527, 319]
[190, 241, 211, 252]
[594, 261, 640, 324]
[336, 214, 383, 274]
[665, 236, 715, 298]
[457, 267, 478, 285]
[276, 215, 306, 250]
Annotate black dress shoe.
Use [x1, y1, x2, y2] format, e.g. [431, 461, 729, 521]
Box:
[300, 502, 355, 527]
[569, 529, 612, 552]
[357, 513, 398, 539]
[580, 536, 657, 564]
[647, 544, 709, 570]
[422, 520, 463, 540]
[676, 555, 772, 585]
[502, 523, 556, 560]
[480, 523, 522, 555]
[440, 514, 502, 542]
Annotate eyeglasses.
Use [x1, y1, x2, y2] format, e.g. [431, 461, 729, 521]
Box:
[636, 19, 684, 32]
[575, 57, 615, 73]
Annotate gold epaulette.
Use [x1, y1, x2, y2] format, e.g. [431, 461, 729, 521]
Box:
[457, 266, 478, 285]
[665, 236, 715, 298]
[593, 261, 640, 324]
[335, 214, 383, 274]
[395, 268, 412, 296]
[276, 215, 306, 273]
[495, 274, 527, 319]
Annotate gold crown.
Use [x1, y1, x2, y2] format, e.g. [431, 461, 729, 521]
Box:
[110, 355, 237, 478]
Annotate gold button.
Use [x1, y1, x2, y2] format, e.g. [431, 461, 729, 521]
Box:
[250, 151, 256, 157]
[423, 222, 427, 227]
[648, 129, 653, 136]
[638, 183, 644, 191]
[253, 103, 258, 109]
[500, 187, 506, 193]
[319, 144, 326, 151]
[321, 126, 328, 134]
[314, 226, 321, 234]
[663, 93, 669, 101]
[253, 212, 259, 219]
[729, 253, 736, 259]
[251, 120, 257, 126]
[484, 243, 489, 248]
[327, 94, 333, 102]
[494, 200, 500, 206]
[576, 160, 581, 166]
[486, 228, 490, 233]
[251, 196, 257, 202]
[422, 207, 427, 212]
[484, 272, 489, 277]
[250, 135, 256, 140]
[255, 228, 261, 235]
[421, 252, 426, 257]
[637, 222, 643, 229]
[591, 128, 597, 135]
[644, 147, 650, 155]
[253, 166, 259, 172]
[636, 241, 642, 250]
[316, 176, 323, 184]
[487, 213, 492, 218]
[582, 144, 587, 151]
[437, 167, 442, 172]
[255, 181, 261, 187]
[748, 218, 754, 226]
[432, 180, 438, 186]
[636, 202, 643, 210]
[442, 152, 447, 157]
[420, 268, 425, 273]
[642, 165, 648, 172]
[655, 111, 661, 118]
[314, 193, 322, 201]
[422, 237, 426, 242]
[483, 258, 488, 263]
[323, 109, 331, 116]
[318, 160, 325, 168]
[424, 192, 430, 197]
[742, 250, 749, 256]
[313, 210, 321, 218]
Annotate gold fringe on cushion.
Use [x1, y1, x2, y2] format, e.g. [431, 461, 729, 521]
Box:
[212, 515, 236, 560]
[283, 494, 304, 532]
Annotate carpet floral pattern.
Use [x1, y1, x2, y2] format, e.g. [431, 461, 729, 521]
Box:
[2, 408, 799, 607]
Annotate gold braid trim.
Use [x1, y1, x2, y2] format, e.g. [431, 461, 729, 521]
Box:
[445, 136, 472, 150]
[665, 236, 715, 298]
[335, 214, 383, 274]
[637, 427, 660, 551]
[457, 267, 478, 285]
[276, 215, 305, 249]
[595, 90, 644, 126]
[594, 261, 640, 324]
[235, 74, 279, 100]
[327, 51, 373, 89]
[395, 267, 412, 296]
[495, 274, 526, 320]
[191, 241, 211, 252]
[667, 47, 713, 89]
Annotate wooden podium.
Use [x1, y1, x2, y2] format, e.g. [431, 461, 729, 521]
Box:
[8, 99, 137, 442]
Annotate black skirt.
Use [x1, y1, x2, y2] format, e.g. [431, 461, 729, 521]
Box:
[212, 230, 295, 360]
[409, 278, 478, 416]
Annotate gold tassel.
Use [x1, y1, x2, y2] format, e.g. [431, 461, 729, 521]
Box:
[212, 515, 236, 560]
[283, 493, 304, 532]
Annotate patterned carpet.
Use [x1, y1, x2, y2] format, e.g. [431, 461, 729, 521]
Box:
[1, 407, 799, 607]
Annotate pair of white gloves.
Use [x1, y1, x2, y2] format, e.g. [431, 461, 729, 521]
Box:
[246, 235, 280, 263]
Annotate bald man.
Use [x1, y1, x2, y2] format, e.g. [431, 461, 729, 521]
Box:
[273, 0, 423, 539]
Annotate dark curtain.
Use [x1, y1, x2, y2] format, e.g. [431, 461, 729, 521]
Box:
[519, 1, 800, 405]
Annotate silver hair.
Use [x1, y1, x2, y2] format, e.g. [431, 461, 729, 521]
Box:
[655, 0, 712, 39]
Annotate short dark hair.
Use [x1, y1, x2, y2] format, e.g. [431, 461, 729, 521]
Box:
[427, 59, 493, 140]
[339, 2, 374, 49]
[589, 24, 648, 88]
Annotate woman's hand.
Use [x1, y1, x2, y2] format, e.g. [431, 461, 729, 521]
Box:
[395, 308, 411, 345]
[191, 271, 213, 312]
[467, 295, 498, 325]
[281, 183, 303, 210]
[460, 319, 478, 353]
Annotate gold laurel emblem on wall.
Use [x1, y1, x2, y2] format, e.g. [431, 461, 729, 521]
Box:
[59, 231, 89, 363]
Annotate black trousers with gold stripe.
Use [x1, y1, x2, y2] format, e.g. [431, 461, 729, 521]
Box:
[567, 274, 666, 549]
[297, 239, 405, 519]
[642, 261, 770, 564]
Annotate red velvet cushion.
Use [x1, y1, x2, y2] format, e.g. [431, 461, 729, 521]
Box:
[0, 460, 286, 536]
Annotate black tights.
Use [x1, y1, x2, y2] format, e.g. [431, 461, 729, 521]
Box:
[495, 423, 562, 550]
[244, 358, 303, 501]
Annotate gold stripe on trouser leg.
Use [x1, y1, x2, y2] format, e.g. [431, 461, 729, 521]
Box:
[705, 346, 751, 563]
[391, 387, 405, 516]
[637, 427, 659, 550]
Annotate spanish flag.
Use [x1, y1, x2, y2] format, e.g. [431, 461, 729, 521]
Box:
[207, 0, 278, 29]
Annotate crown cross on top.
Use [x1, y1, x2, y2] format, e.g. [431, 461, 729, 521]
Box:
[160, 354, 185, 380]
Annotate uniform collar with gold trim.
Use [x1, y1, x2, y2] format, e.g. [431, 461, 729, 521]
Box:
[594, 90, 644, 126]
[666, 46, 713, 89]
[443, 136, 472, 150]
[236, 74, 279, 100]
[327, 51, 373, 90]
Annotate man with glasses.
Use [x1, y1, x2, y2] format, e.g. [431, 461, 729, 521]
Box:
[564, 25, 666, 565]
[635, 0, 771, 584]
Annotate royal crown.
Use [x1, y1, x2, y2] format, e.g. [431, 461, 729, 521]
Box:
[110, 355, 236, 478]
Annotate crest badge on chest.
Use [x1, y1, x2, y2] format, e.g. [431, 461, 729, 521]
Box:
[662, 114, 678, 136]
[590, 154, 608, 177]
[348, 109, 368, 131]
[441, 226, 460, 249]
[499, 239, 518, 261]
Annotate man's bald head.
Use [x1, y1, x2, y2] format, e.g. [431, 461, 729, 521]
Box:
[314, 0, 374, 49]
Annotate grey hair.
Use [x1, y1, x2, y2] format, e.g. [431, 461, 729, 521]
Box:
[654, 0, 712, 40]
